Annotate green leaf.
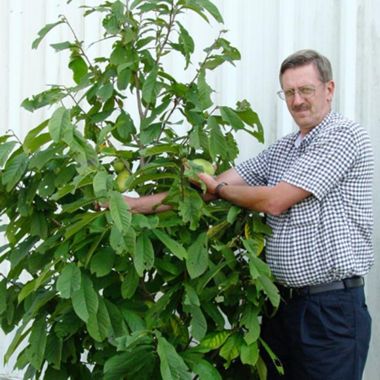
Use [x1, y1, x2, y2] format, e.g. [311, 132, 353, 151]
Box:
[71, 273, 99, 322]
[48, 107, 73, 143]
[240, 305, 260, 345]
[109, 191, 132, 232]
[32, 21, 64, 49]
[191, 359, 222, 380]
[219, 333, 243, 367]
[50, 41, 73, 51]
[0, 141, 17, 167]
[45, 333, 63, 369]
[226, 205, 241, 224]
[87, 296, 112, 342]
[64, 213, 100, 239]
[28, 316, 48, 371]
[152, 229, 187, 260]
[140, 143, 180, 157]
[157, 335, 192, 380]
[56, 263, 82, 299]
[97, 83, 114, 102]
[240, 341, 259, 367]
[257, 275, 280, 308]
[208, 116, 227, 160]
[142, 66, 158, 104]
[219, 106, 244, 130]
[90, 247, 115, 277]
[134, 232, 155, 276]
[93, 170, 110, 198]
[69, 55, 88, 84]
[104, 335, 156, 380]
[176, 22, 194, 68]
[194, 0, 224, 23]
[186, 232, 208, 279]
[198, 331, 230, 352]
[121, 265, 139, 299]
[2, 151, 28, 191]
[0, 279, 7, 314]
[189, 305, 207, 341]
[178, 191, 203, 231]
[21, 88, 66, 112]
[197, 69, 213, 109]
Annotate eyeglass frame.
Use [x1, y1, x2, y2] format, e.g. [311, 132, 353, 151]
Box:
[277, 82, 326, 101]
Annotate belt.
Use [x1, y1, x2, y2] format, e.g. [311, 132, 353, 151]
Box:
[278, 276, 364, 299]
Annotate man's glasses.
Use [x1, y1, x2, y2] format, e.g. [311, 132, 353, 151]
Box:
[277, 84, 321, 101]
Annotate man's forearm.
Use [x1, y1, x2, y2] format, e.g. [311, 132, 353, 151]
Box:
[125, 192, 171, 214]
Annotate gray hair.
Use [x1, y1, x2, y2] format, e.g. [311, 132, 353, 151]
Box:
[279, 49, 333, 84]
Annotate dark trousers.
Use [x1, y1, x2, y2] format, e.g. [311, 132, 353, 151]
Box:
[261, 286, 371, 380]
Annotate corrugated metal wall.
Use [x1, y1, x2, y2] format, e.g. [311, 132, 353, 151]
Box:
[0, 0, 379, 378]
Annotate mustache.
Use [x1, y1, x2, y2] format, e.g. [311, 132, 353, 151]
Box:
[292, 104, 310, 112]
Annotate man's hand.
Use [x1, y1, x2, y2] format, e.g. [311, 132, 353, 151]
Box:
[197, 172, 219, 195]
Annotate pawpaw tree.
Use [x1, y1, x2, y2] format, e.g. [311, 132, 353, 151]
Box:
[0, 1, 280, 379]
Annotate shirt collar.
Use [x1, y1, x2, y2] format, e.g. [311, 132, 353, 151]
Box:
[293, 111, 334, 148]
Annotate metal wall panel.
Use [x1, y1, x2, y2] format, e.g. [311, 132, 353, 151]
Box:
[0, 1, 379, 378]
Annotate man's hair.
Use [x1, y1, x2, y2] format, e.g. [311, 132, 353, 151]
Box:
[279, 49, 333, 83]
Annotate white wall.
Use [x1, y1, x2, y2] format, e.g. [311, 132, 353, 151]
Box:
[0, 1, 379, 378]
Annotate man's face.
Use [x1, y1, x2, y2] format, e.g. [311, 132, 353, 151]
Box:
[280, 63, 335, 135]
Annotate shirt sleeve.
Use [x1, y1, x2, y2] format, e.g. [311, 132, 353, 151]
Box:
[235, 148, 270, 186]
[281, 125, 358, 200]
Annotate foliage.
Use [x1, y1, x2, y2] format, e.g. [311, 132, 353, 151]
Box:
[0, 0, 280, 379]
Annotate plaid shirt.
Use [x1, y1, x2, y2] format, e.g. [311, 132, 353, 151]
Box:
[236, 112, 374, 287]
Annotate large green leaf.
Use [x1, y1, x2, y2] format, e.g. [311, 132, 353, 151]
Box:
[257, 275, 280, 308]
[28, 316, 48, 371]
[152, 229, 187, 260]
[219, 333, 243, 367]
[64, 213, 100, 239]
[178, 191, 203, 231]
[240, 341, 259, 367]
[220, 106, 244, 130]
[21, 88, 66, 112]
[197, 330, 230, 352]
[142, 66, 158, 104]
[69, 55, 88, 84]
[56, 263, 82, 299]
[189, 305, 207, 341]
[71, 273, 99, 322]
[48, 107, 73, 143]
[90, 247, 115, 277]
[134, 231, 154, 276]
[86, 296, 112, 342]
[0, 279, 7, 315]
[208, 116, 227, 160]
[93, 170, 110, 198]
[104, 335, 156, 380]
[186, 232, 208, 279]
[191, 359, 222, 380]
[2, 151, 29, 191]
[0, 141, 17, 167]
[109, 191, 132, 233]
[32, 21, 64, 49]
[157, 335, 192, 380]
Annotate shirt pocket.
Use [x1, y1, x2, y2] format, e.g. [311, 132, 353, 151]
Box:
[290, 196, 320, 226]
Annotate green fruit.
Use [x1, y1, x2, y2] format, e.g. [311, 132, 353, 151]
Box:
[116, 170, 130, 192]
[113, 159, 125, 173]
[191, 158, 215, 176]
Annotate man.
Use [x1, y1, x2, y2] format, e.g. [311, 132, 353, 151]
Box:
[124, 50, 374, 379]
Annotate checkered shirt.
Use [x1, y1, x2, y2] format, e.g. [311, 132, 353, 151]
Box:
[236, 112, 374, 287]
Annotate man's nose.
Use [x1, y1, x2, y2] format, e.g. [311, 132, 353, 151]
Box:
[291, 91, 305, 105]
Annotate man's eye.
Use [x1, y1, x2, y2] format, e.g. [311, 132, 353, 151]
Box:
[284, 90, 295, 97]
[299, 87, 314, 95]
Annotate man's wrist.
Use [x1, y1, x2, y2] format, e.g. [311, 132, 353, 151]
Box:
[214, 182, 228, 198]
